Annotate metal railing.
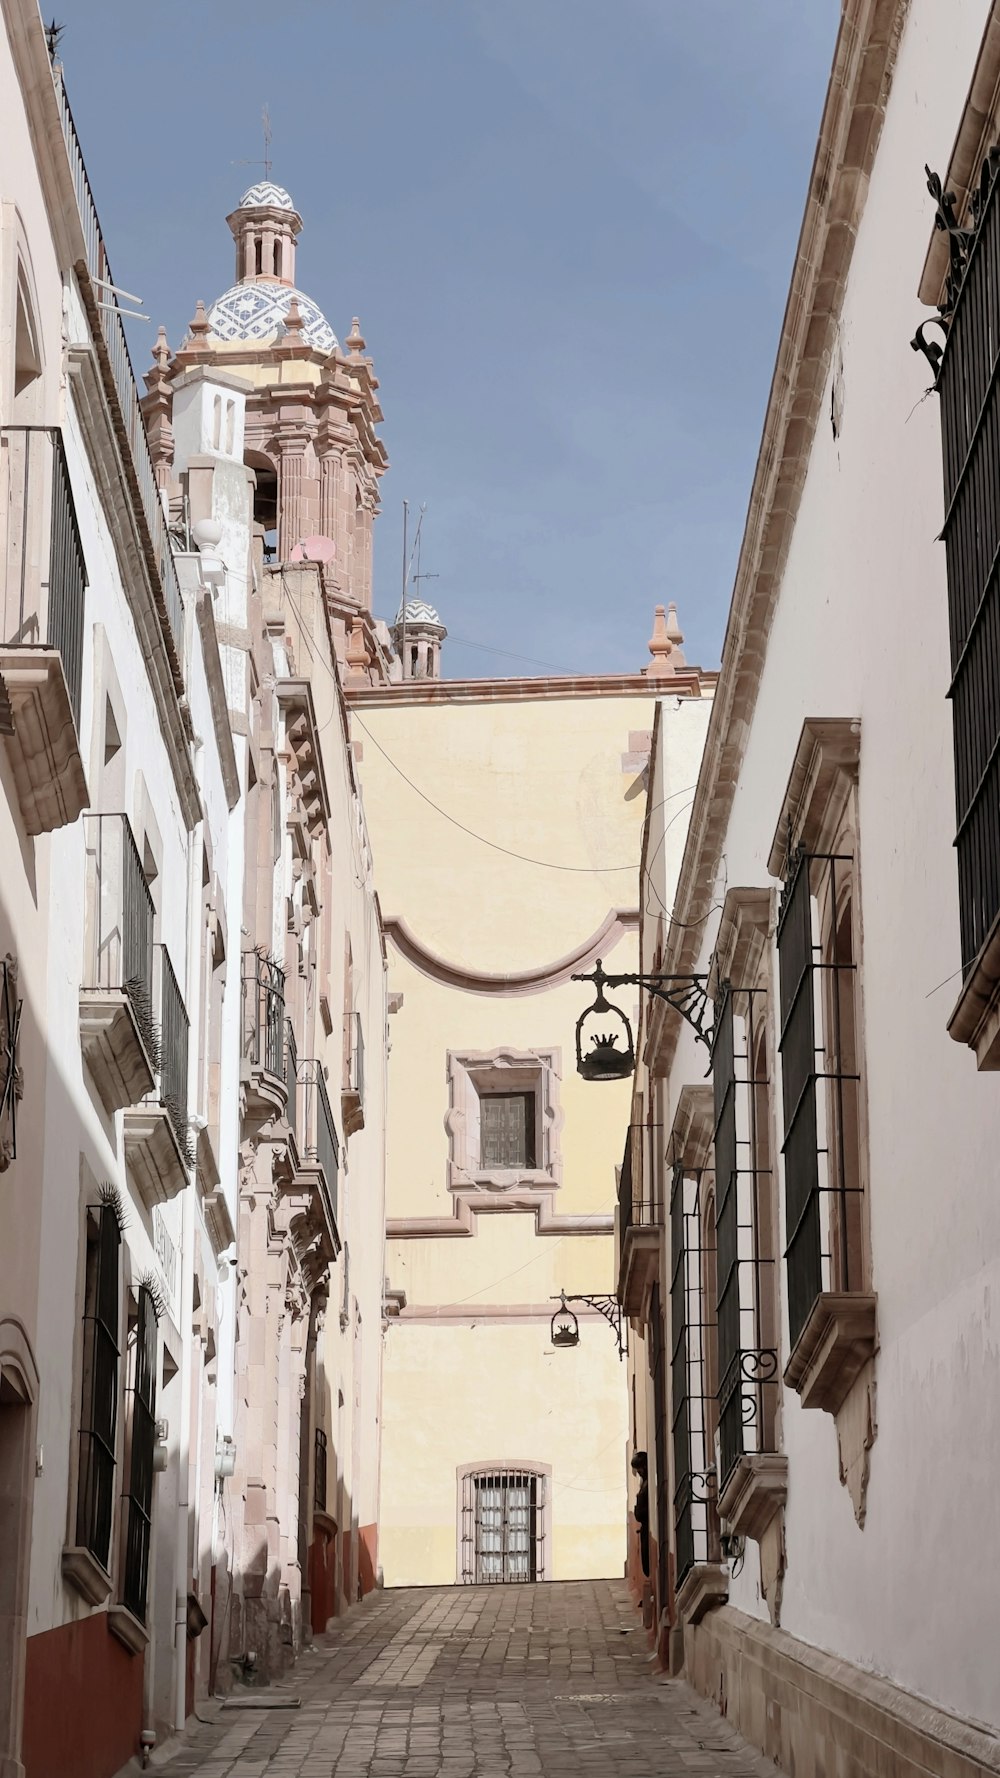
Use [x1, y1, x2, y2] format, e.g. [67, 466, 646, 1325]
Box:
[121, 1283, 157, 1623]
[54, 76, 185, 668]
[285, 1020, 298, 1145]
[1, 426, 86, 729]
[347, 1010, 365, 1107]
[156, 945, 189, 1153]
[297, 1058, 339, 1233]
[242, 952, 286, 1079]
[314, 1427, 328, 1513]
[76, 1202, 120, 1570]
[82, 814, 156, 1064]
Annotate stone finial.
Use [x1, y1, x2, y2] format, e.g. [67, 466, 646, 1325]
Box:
[152, 325, 170, 370]
[345, 614, 370, 686]
[186, 299, 211, 352]
[284, 297, 305, 339]
[644, 604, 674, 678]
[665, 602, 686, 667]
[346, 317, 366, 356]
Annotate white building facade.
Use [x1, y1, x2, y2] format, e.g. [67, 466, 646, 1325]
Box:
[622, 4, 1000, 1775]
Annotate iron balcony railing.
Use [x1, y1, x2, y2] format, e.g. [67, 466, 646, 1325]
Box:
[82, 813, 156, 1062]
[297, 1059, 339, 1233]
[314, 1427, 328, 1513]
[54, 76, 185, 669]
[155, 945, 189, 1154]
[285, 1019, 298, 1146]
[121, 1283, 157, 1623]
[76, 1201, 120, 1571]
[242, 952, 286, 1080]
[1, 426, 86, 729]
[347, 1010, 365, 1107]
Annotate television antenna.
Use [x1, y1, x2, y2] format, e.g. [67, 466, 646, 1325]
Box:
[232, 105, 274, 179]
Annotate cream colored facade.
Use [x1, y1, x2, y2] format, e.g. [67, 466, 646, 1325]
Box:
[350, 670, 712, 1588]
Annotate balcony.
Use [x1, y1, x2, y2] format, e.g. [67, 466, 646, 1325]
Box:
[616, 1130, 661, 1316]
[295, 1059, 341, 1263]
[80, 814, 157, 1116]
[241, 951, 287, 1121]
[125, 946, 191, 1211]
[0, 427, 89, 835]
[341, 1010, 365, 1137]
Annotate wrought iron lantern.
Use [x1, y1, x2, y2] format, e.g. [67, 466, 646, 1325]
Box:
[550, 1292, 580, 1348]
[572, 958, 712, 1081]
[573, 960, 635, 1081]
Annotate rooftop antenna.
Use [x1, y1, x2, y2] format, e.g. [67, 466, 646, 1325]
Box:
[231, 103, 274, 178]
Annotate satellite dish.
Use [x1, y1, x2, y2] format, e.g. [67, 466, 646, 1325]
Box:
[290, 534, 336, 564]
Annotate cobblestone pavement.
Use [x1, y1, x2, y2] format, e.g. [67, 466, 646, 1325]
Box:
[160, 1581, 780, 1778]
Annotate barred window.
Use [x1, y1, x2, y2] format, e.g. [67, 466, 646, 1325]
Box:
[711, 984, 779, 1494]
[480, 1092, 536, 1170]
[669, 1164, 717, 1588]
[776, 851, 864, 1350]
[76, 1204, 121, 1570]
[459, 1468, 546, 1583]
[120, 1284, 157, 1622]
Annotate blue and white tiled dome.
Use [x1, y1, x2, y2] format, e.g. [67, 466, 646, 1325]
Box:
[239, 181, 297, 211]
[206, 283, 338, 353]
[398, 597, 445, 629]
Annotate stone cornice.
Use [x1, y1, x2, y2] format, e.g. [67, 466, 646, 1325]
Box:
[656, 0, 910, 1071]
[346, 671, 712, 710]
[918, 3, 1000, 307]
[383, 908, 638, 997]
[387, 1191, 613, 1239]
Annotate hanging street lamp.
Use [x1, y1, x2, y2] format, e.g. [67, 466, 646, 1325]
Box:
[572, 958, 712, 1081]
[550, 1289, 626, 1359]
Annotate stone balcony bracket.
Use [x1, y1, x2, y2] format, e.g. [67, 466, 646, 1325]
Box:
[0, 646, 89, 836]
[718, 1452, 789, 1542]
[79, 990, 156, 1118]
[124, 1105, 190, 1211]
[107, 1603, 150, 1655]
[674, 1562, 730, 1627]
[61, 1545, 112, 1608]
[341, 1085, 364, 1138]
[783, 1291, 878, 1415]
[617, 1225, 660, 1317]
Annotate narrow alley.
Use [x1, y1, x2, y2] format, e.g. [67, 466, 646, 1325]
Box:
[158, 1584, 777, 1778]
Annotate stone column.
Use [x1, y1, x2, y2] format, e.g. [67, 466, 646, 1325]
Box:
[278, 443, 307, 562]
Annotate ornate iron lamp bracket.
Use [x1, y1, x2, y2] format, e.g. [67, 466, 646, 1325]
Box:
[553, 1290, 626, 1359]
[572, 960, 712, 1053]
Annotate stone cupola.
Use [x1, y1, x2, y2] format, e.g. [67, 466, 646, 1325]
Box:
[227, 181, 302, 286]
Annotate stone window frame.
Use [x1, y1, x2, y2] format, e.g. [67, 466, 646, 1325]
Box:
[444, 1048, 563, 1194]
[455, 1459, 552, 1585]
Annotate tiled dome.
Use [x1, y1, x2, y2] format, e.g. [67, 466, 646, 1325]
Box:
[240, 181, 297, 211]
[206, 282, 337, 353]
[398, 598, 445, 628]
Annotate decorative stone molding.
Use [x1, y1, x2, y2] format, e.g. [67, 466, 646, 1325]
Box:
[346, 669, 710, 710]
[675, 1562, 729, 1626]
[61, 1544, 112, 1607]
[386, 1193, 613, 1240]
[718, 1453, 788, 1543]
[618, 1223, 660, 1318]
[0, 647, 89, 835]
[767, 718, 861, 880]
[708, 888, 775, 1001]
[783, 1291, 878, 1415]
[947, 908, 1000, 1067]
[445, 1048, 562, 1193]
[384, 910, 639, 998]
[669, 1084, 714, 1171]
[918, 5, 1000, 309]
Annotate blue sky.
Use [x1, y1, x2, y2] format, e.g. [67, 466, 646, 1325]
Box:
[56, 0, 839, 678]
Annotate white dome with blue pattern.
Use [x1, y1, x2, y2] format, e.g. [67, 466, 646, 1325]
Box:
[240, 181, 297, 212]
[206, 282, 338, 353]
[396, 597, 445, 629]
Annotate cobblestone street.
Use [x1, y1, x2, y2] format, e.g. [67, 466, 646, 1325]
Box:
[159, 1583, 780, 1778]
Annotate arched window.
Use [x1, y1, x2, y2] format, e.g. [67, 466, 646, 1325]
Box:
[458, 1465, 549, 1583]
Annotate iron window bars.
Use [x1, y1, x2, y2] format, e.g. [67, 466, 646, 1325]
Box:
[83, 813, 157, 1065]
[669, 1163, 717, 1588]
[314, 1427, 328, 1513]
[76, 1203, 121, 1570]
[711, 984, 778, 1494]
[480, 1091, 536, 1169]
[460, 1469, 545, 1584]
[648, 1281, 671, 1614]
[913, 150, 1000, 979]
[242, 951, 285, 1079]
[285, 1020, 299, 1147]
[776, 849, 863, 1351]
[348, 1010, 364, 1107]
[121, 1284, 157, 1623]
[0, 954, 22, 1171]
[1, 426, 87, 731]
[156, 945, 189, 1154]
[297, 1059, 340, 1233]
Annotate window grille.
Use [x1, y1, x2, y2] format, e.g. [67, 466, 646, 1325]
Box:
[920, 153, 1000, 975]
[669, 1164, 716, 1588]
[459, 1468, 545, 1583]
[711, 984, 778, 1492]
[314, 1427, 328, 1512]
[480, 1092, 536, 1169]
[157, 945, 189, 1151]
[242, 951, 285, 1078]
[777, 850, 863, 1349]
[648, 1282, 670, 1611]
[121, 1284, 157, 1622]
[76, 1203, 120, 1569]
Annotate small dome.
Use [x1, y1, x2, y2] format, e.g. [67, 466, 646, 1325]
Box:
[239, 181, 297, 212]
[398, 597, 444, 629]
[206, 282, 338, 353]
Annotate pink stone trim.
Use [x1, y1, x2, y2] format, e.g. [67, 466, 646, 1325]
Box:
[383, 909, 639, 997]
[386, 1191, 613, 1239]
[397, 1304, 606, 1323]
[345, 671, 713, 709]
